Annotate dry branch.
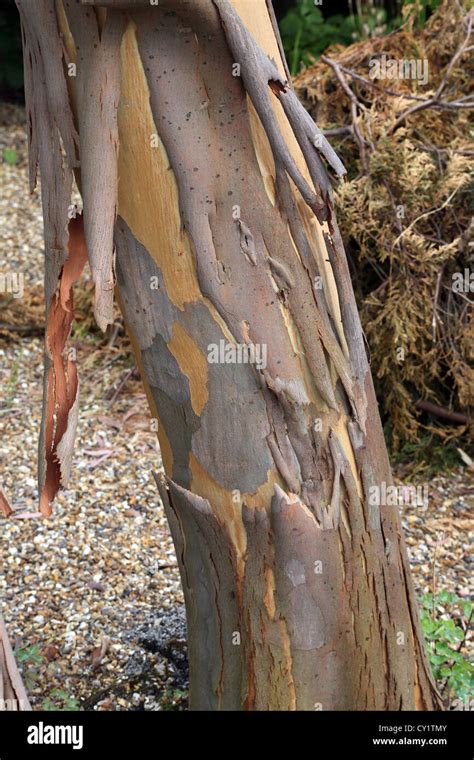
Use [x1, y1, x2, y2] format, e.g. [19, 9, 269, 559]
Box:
[0, 614, 31, 711]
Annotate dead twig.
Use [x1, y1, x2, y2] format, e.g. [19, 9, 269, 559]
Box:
[432, 265, 446, 344]
[416, 400, 470, 425]
[108, 364, 137, 405]
[0, 323, 44, 336]
[321, 55, 372, 173]
[390, 11, 474, 132]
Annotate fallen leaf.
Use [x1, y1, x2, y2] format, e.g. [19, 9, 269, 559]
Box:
[91, 636, 110, 670]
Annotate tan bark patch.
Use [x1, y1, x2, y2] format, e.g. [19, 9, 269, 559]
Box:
[117, 22, 202, 309]
[167, 323, 209, 416]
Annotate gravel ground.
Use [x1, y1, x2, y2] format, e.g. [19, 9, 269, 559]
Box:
[0, 105, 471, 711]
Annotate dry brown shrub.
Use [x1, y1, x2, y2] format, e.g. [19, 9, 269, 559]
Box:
[295, 0, 473, 450]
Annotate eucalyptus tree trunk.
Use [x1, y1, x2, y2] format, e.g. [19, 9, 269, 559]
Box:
[16, 0, 441, 710]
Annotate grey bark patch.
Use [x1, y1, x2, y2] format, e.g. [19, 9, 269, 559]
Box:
[115, 216, 179, 348]
[142, 335, 193, 408]
[115, 216, 272, 493]
[142, 334, 201, 487]
[285, 559, 306, 586]
[181, 301, 273, 492]
[267, 256, 295, 290]
[159, 478, 243, 710]
[149, 391, 198, 488]
[288, 590, 326, 650]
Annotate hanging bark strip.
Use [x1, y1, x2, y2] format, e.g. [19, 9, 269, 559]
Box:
[18, 0, 443, 710]
[16, 0, 126, 515]
[0, 487, 13, 518]
[39, 215, 88, 517]
[0, 614, 31, 711]
[61, 2, 125, 331]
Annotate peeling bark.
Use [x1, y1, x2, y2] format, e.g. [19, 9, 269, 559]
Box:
[39, 215, 88, 516]
[17, 0, 442, 710]
[62, 2, 124, 330]
[0, 615, 31, 711]
[0, 487, 13, 518]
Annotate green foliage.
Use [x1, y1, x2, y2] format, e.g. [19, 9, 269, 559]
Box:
[16, 644, 42, 666]
[420, 592, 473, 703]
[3, 148, 18, 166]
[5, 361, 18, 406]
[403, 0, 444, 27]
[159, 687, 188, 711]
[388, 431, 462, 475]
[43, 689, 80, 711]
[280, 1, 356, 74]
[16, 645, 42, 692]
[17, 645, 80, 710]
[280, 0, 446, 75]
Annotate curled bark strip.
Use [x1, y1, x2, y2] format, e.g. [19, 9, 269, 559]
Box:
[16, 0, 78, 192]
[267, 256, 295, 289]
[275, 81, 347, 181]
[154, 473, 242, 710]
[208, 0, 362, 423]
[16, 0, 76, 308]
[0, 486, 13, 518]
[18, 0, 124, 332]
[213, 0, 346, 189]
[63, 2, 125, 331]
[0, 614, 32, 711]
[212, 6, 324, 220]
[39, 215, 88, 518]
[17, 0, 126, 510]
[16, 0, 84, 516]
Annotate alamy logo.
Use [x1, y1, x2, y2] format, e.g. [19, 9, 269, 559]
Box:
[369, 482, 428, 508]
[0, 271, 24, 299]
[369, 54, 429, 85]
[27, 722, 83, 750]
[452, 269, 474, 293]
[207, 339, 267, 370]
[0, 698, 26, 710]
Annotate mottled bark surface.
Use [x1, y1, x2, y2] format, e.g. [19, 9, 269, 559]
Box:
[17, 0, 442, 710]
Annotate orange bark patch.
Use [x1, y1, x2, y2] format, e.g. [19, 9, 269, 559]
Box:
[0, 486, 13, 517]
[167, 323, 209, 416]
[39, 215, 88, 517]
